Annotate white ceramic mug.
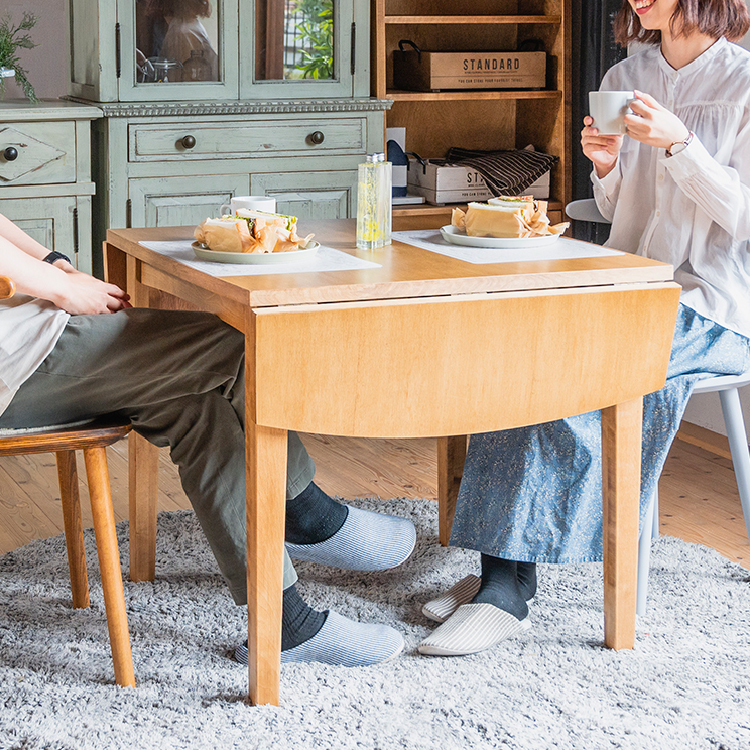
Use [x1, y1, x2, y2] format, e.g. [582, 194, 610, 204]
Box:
[588, 90, 636, 135]
[220, 195, 277, 215]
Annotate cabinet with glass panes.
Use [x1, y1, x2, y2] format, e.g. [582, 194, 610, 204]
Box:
[66, 0, 387, 272]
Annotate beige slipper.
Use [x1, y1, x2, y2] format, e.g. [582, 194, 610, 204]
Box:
[422, 574, 535, 623]
[421, 574, 482, 623]
[418, 603, 531, 656]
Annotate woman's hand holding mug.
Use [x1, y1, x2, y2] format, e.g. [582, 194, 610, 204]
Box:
[624, 90, 690, 150]
[581, 117, 624, 179]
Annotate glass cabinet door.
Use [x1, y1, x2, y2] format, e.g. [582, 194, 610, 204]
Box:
[241, 0, 354, 98]
[117, 0, 239, 101]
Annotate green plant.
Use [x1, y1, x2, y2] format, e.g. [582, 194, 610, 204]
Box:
[291, 0, 333, 80]
[0, 12, 38, 102]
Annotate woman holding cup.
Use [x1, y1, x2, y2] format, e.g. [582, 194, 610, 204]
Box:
[417, 0, 750, 657]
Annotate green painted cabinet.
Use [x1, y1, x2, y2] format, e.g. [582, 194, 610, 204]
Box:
[66, 0, 389, 273]
[68, 0, 370, 103]
[0, 101, 101, 274]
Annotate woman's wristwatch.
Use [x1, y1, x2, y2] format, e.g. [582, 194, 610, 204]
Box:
[666, 131, 694, 157]
[42, 250, 72, 265]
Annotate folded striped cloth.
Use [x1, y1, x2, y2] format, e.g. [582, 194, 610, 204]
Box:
[445, 147, 559, 196]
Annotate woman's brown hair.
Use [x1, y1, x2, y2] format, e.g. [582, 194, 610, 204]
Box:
[613, 0, 750, 46]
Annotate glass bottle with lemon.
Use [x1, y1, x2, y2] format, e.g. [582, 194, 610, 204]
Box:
[356, 153, 392, 250]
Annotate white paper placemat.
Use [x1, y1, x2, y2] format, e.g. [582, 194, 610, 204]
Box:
[393, 230, 623, 264]
[138, 240, 381, 277]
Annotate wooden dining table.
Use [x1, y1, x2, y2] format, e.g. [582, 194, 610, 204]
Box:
[104, 220, 680, 706]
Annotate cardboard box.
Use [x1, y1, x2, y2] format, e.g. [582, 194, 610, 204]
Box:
[393, 51, 546, 91]
[407, 158, 550, 205]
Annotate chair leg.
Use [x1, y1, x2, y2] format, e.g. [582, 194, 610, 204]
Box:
[651, 485, 660, 539]
[719, 387, 750, 543]
[55, 451, 90, 609]
[83, 446, 135, 688]
[636, 491, 656, 617]
[129, 432, 159, 582]
[437, 436, 467, 546]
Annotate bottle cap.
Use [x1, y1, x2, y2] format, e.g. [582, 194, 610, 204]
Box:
[366, 152, 386, 163]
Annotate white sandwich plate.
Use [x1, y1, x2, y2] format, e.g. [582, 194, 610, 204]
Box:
[440, 225, 561, 249]
[192, 240, 319, 264]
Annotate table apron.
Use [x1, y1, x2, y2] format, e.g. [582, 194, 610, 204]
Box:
[251, 282, 681, 437]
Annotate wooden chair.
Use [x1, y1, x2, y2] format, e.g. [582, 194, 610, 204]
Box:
[565, 201, 750, 614]
[0, 275, 136, 686]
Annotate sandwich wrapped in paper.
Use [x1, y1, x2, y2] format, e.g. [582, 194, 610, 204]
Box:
[194, 209, 314, 253]
[451, 197, 569, 239]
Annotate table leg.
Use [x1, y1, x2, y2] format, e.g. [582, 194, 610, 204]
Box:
[128, 432, 159, 582]
[437, 435, 467, 546]
[246, 421, 287, 706]
[601, 397, 642, 650]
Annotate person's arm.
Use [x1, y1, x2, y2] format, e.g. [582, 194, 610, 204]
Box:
[625, 91, 750, 242]
[0, 213, 76, 271]
[581, 116, 623, 222]
[0, 225, 130, 316]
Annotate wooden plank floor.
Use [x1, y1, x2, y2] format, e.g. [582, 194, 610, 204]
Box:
[0, 433, 748, 568]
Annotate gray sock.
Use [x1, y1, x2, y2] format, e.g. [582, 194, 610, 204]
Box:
[285, 481, 348, 545]
[471, 555, 529, 622]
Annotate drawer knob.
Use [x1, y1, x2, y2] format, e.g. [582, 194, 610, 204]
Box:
[3, 147, 18, 161]
[180, 135, 197, 149]
[309, 131, 325, 145]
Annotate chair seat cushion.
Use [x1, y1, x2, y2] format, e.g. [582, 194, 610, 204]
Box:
[0, 419, 96, 438]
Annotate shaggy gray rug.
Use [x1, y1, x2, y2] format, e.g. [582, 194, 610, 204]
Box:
[1, 497, 749, 750]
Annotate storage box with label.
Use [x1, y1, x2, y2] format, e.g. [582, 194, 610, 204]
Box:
[393, 47, 546, 91]
[407, 158, 550, 205]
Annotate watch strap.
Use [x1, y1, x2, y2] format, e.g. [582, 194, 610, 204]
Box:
[42, 251, 72, 265]
[666, 131, 694, 157]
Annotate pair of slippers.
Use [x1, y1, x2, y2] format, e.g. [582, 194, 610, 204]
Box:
[238, 508, 529, 666]
[238, 504, 415, 668]
[418, 574, 532, 656]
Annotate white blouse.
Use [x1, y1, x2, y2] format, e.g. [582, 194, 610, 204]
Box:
[0, 296, 69, 417]
[592, 37, 750, 339]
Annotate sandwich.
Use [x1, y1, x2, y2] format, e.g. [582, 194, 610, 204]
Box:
[452, 197, 570, 239]
[194, 210, 314, 253]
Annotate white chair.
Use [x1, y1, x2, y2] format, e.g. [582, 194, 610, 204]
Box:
[566, 199, 750, 615]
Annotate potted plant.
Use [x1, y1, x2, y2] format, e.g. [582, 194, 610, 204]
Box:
[0, 12, 38, 102]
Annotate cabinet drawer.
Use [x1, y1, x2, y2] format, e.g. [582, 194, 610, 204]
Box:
[129, 118, 367, 162]
[0, 121, 77, 185]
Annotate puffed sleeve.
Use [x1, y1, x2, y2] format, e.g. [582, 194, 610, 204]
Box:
[662, 108, 750, 243]
[591, 162, 621, 222]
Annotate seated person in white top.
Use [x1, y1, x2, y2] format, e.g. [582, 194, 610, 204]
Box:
[0, 213, 416, 667]
[417, 0, 750, 657]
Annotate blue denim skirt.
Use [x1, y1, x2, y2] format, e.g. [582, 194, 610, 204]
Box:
[449, 304, 750, 563]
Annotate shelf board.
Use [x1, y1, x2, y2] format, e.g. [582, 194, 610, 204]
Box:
[386, 89, 561, 102]
[384, 15, 561, 24]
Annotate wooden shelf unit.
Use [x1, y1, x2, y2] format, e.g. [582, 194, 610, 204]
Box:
[373, 0, 572, 227]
